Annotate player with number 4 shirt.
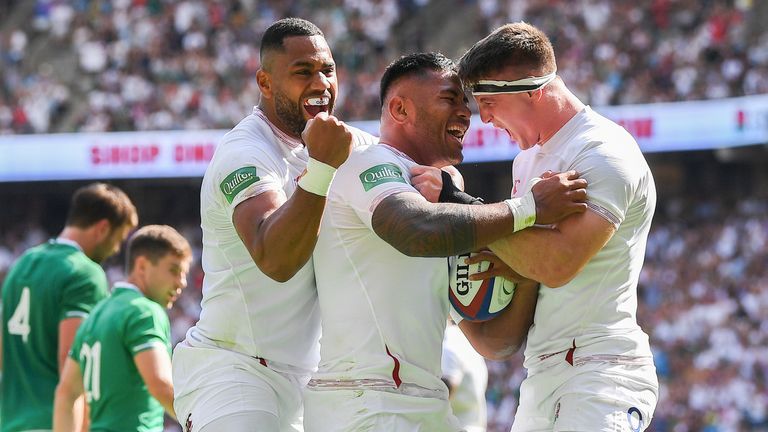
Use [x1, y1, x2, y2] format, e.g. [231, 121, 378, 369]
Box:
[1, 183, 137, 432]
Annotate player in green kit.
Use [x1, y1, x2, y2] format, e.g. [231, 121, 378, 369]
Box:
[1, 183, 137, 432]
[53, 225, 192, 431]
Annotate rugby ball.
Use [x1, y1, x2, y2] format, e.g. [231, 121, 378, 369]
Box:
[449, 252, 515, 322]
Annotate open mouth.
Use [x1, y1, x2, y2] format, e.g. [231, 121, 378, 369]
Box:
[447, 124, 468, 142]
[303, 96, 330, 117]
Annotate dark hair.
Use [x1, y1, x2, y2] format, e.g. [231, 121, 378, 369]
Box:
[126, 225, 191, 272]
[380, 52, 456, 107]
[65, 183, 138, 230]
[260, 18, 324, 69]
[458, 22, 556, 85]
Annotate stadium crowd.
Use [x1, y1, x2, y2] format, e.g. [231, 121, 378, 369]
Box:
[1, 193, 766, 431]
[0, 0, 766, 134]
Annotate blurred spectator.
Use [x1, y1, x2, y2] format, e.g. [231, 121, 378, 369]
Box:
[1, 0, 765, 134]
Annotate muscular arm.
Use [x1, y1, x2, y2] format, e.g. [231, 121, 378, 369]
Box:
[233, 188, 327, 282]
[371, 171, 587, 257]
[134, 346, 175, 420]
[233, 113, 352, 282]
[53, 357, 86, 432]
[489, 210, 615, 288]
[458, 279, 539, 360]
[58, 318, 83, 373]
[371, 192, 515, 257]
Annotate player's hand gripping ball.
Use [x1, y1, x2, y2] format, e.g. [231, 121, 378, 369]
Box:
[449, 252, 516, 321]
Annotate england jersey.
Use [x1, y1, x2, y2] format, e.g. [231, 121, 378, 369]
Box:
[511, 106, 656, 370]
[191, 107, 376, 373]
[310, 143, 451, 398]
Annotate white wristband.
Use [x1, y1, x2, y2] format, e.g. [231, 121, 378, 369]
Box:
[505, 189, 537, 232]
[298, 157, 337, 197]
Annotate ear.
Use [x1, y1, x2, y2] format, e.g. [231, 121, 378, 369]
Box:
[387, 96, 409, 124]
[256, 68, 272, 99]
[133, 255, 148, 274]
[530, 88, 544, 102]
[94, 219, 112, 241]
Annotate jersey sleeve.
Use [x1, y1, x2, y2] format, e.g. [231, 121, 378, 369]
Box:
[332, 147, 421, 231]
[212, 125, 290, 213]
[124, 304, 171, 355]
[59, 265, 109, 321]
[569, 146, 634, 229]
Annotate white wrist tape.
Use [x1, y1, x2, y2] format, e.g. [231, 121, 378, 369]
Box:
[505, 188, 537, 232]
[298, 157, 337, 197]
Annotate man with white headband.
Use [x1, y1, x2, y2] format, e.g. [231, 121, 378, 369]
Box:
[459, 22, 658, 431]
[170, 18, 378, 432]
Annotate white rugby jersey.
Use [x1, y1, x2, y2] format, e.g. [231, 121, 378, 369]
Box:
[191, 107, 377, 373]
[442, 324, 488, 432]
[310, 143, 451, 398]
[512, 107, 656, 370]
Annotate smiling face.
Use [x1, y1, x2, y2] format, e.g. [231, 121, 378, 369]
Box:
[406, 70, 471, 167]
[258, 35, 337, 138]
[141, 252, 191, 309]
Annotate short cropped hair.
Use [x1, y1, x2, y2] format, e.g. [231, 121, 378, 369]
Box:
[458, 22, 557, 85]
[65, 183, 138, 230]
[126, 225, 192, 273]
[380, 52, 456, 106]
[260, 18, 324, 69]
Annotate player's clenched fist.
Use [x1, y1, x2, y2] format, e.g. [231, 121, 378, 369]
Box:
[531, 170, 588, 225]
[302, 112, 353, 168]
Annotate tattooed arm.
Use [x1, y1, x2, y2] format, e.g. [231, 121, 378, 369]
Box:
[371, 170, 588, 257]
[371, 192, 515, 257]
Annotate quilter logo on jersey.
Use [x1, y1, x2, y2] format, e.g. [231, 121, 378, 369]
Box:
[220, 166, 259, 204]
[359, 163, 406, 191]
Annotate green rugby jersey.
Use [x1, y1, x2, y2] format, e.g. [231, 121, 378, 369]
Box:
[1, 239, 108, 432]
[70, 282, 171, 432]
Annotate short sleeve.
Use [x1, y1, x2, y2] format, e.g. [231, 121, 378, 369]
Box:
[211, 125, 290, 212]
[331, 148, 420, 230]
[570, 147, 633, 229]
[60, 266, 108, 321]
[124, 304, 170, 355]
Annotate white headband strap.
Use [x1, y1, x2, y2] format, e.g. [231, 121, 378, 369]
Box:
[471, 71, 557, 95]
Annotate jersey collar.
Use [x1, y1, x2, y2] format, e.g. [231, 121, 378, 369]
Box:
[53, 237, 83, 252]
[378, 142, 417, 164]
[538, 106, 591, 155]
[113, 281, 143, 296]
[252, 106, 304, 150]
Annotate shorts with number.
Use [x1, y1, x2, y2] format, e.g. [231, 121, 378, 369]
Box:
[303, 387, 464, 432]
[172, 341, 308, 432]
[510, 361, 658, 432]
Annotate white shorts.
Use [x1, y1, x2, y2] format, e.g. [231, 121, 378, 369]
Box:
[511, 360, 658, 432]
[172, 341, 308, 432]
[303, 388, 464, 432]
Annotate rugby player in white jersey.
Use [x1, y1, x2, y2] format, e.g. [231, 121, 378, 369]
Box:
[459, 22, 659, 431]
[304, 53, 589, 431]
[170, 18, 379, 432]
